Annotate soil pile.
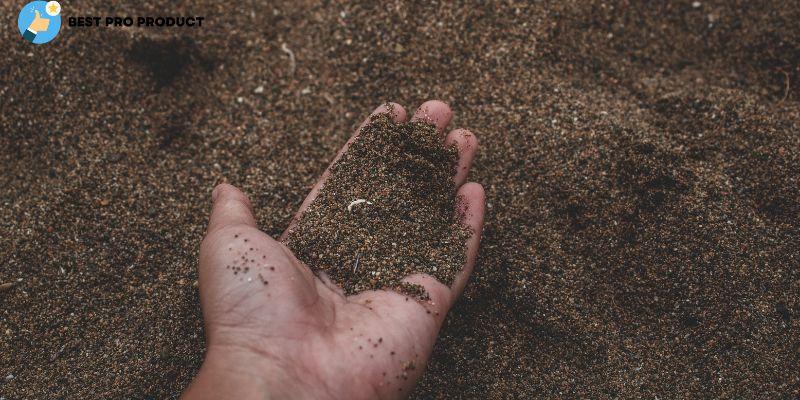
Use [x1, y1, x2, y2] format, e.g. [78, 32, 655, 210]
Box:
[285, 114, 468, 295]
[0, 0, 798, 398]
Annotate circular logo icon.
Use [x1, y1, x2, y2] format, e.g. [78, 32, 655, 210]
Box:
[45, 1, 61, 16]
[17, 1, 61, 45]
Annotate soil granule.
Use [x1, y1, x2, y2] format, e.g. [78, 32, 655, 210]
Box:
[1, 0, 798, 399]
[284, 114, 468, 295]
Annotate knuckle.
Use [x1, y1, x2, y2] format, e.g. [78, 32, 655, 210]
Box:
[214, 184, 252, 208]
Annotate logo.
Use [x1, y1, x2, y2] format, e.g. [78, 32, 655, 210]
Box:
[17, 1, 61, 44]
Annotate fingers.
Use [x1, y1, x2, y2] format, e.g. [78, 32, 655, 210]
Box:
[445, 128, 479, 187]
[401, 182, 485, 319]
[206, 183, 257, 234]
[358, 102, 407, 132]
[411, 100, 452, 133]
[280, 102, 407, 241]
[394, 119, 477, 311]
[448, 182, 485, 299]
[411, 101, 477, 187]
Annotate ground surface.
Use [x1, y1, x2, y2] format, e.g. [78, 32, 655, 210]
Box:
[1, 0, 798, 398]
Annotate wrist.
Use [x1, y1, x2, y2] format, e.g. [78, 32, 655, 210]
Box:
[182, 344, 304, 400]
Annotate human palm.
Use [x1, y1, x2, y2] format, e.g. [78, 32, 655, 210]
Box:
[184, 101, 484, 400]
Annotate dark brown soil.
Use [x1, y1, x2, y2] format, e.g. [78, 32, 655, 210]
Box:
[284, 114, 468, 295]
[1, 1, 798, 399]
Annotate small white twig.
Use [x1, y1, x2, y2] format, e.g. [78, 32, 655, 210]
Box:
[280, 43, 296, 76]
[347, 199, 373, 212]
[353, 251, 360, 274]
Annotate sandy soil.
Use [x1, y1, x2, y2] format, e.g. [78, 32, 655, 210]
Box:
[1, 0, 798, 398]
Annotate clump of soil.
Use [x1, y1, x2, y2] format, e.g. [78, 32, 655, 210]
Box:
[284, 113, 469, 295]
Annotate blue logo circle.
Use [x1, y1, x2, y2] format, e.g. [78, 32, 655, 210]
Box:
[17, 1, 61, 45]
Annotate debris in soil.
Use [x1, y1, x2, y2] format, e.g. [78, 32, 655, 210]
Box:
[0, 282, 15, 293]
[284, 113, 470, 296]
[395, 282, 431, 301]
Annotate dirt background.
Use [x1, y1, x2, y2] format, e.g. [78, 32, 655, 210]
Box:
[1, 0, 798, 398]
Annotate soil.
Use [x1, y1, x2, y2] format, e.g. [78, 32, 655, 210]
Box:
[284, 114, 468, 295]
[1, 0, 798, 399]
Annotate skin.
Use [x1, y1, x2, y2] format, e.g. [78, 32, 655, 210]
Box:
[183, 101, 485, 400]
[28, 10, 50, 33]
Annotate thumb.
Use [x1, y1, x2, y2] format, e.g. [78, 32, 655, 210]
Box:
[206, 184, 257, 234]
[34, 10, 41, 19]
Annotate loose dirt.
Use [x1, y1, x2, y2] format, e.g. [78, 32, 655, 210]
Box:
[285, 114, 469, 295]
[0, 1, 797, 398]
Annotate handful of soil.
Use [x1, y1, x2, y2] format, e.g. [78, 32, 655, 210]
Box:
[284, 113, 470, 295]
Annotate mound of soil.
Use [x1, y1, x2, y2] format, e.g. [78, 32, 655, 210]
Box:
[0, 0, 797, 398]
[285, 114, 468, 295]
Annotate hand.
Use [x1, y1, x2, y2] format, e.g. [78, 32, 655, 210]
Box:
[27, 10, 50, 33]
[183, 101, 485, 399]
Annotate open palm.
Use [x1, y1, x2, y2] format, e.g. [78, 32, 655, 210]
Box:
[183, 101, 485, 400]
